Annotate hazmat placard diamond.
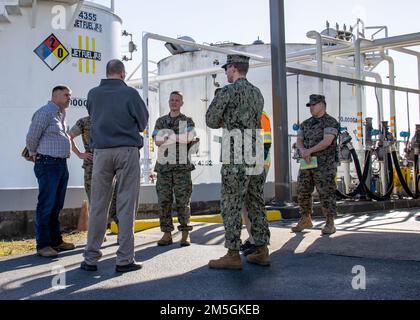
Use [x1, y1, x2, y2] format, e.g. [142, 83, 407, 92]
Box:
[34, 34, 69, 71]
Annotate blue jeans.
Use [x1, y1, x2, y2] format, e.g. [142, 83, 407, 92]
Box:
[34, 156, 69, 250]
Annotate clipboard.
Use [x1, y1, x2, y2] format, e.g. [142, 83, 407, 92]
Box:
[299, 157, 318, 170]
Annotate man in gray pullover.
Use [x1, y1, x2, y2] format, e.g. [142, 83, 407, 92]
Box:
[81, 59, 149, 273]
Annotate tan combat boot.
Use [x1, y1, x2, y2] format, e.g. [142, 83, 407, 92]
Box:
[322, 216, 336, 235]
[180, 231, 190, 247]
[157, 232, 173, 246]
[291, 215, 313, 232]
[247, 245, 271, 266]
[208, 250, 242, 270]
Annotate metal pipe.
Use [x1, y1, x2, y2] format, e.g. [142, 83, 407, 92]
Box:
[353, 18, 365, 39]
[141, 33, 151, 184]
[286, 67, 420, 95]
[355, 38, 371, 149]
[110, 0, 115, 12]
[269, 0, 291, 204]
[380, 161, 388, 193]
[294, 58, 384, 127]
[306, 31, 324, 94]
[287, 32, 420, 64]
[31, 0, 37, 29]
[380, 49, 396, 137]
[343, 161, 351, 194]
[393, 47, 420, 124]
[366, 25, 389, 55]
[129, 62, 270, 87]
[366, 26, 388, 37]
[300, 58, 385, 128]
[407, 92, 411, 137]
[364, 71, 384, 127]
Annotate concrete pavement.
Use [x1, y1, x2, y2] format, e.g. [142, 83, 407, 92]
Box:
[1, 209, 420, 300]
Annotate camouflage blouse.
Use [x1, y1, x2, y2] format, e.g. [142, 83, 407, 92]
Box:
[69, 116, 92, 168]
[206, 78, 264, 165]
[298, 113, 340, 167]
[152, 113, 196, 173]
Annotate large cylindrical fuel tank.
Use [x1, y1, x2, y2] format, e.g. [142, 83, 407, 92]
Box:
[156, 42, 362, 188]
[0, 0, 122, 190]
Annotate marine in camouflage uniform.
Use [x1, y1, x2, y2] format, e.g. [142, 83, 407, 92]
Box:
[292, 94, 340, 235]
[152, 91, 196, 246]
[69, 116, 118, 226]
[206, 55, 271, 269]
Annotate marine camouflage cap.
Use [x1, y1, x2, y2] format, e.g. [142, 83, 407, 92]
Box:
[306, 94, 326, 107]
[221, 54, 250, 70]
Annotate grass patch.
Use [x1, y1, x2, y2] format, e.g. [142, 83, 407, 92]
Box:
[0, 231, 88, 257]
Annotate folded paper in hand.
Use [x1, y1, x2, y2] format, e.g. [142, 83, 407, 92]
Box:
[299, 157, 318, 170]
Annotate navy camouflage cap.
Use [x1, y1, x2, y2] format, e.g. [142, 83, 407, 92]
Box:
[221, 54, 250, 70]
[306, 94, 326, 107]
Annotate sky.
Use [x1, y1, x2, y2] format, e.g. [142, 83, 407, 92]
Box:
[92, 0, 420, 133]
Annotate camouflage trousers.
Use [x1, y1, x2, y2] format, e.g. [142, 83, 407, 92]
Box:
[156, 170, 193, 232]
[221, 164, 270, 250]
[298, 166, 337, 218]
[84, 164, 119, 225]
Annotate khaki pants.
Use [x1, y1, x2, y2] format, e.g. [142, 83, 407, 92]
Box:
[83, 147, 140, 266]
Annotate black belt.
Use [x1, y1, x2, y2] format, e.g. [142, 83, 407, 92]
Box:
[36, 154, 67, 161]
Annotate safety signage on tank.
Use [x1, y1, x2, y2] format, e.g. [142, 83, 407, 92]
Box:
[33, 34, 69, 71]
[74, 10, 103, 33]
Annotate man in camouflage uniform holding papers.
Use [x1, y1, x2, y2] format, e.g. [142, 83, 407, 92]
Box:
[292, 94, 340, 235]
[152, 91, 197, 247]
[206, 54, 271, 270]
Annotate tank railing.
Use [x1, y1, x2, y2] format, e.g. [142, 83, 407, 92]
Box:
[393, 47, 420, 118]
[304, 60, 385, 129]
[287, 66, 420, 171]
[287, 69, 420, 196]
[141, 32, 270, 183]
[287, 31, 420, 64]
[138, 31, 420, 183]
[126, 60, 158, 82]
[287, 67, 420, 95]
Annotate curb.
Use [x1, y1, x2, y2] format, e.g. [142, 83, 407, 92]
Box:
[110, 210, 282, 234]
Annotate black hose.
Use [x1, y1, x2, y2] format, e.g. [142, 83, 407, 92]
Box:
[362, 152, 394, 201]
[336, 149, 369, 199]
[336, 146, 420, 201]
[391, 151, 419, 199]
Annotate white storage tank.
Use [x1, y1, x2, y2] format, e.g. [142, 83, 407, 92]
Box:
[156, 41, 364, 192]
[0, 0, 121, 210]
